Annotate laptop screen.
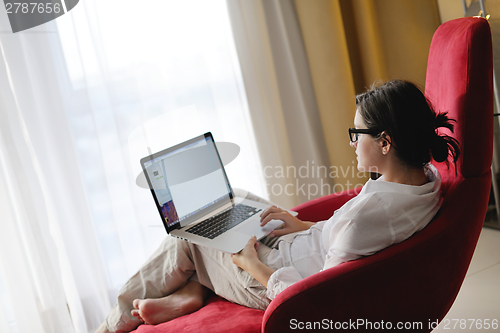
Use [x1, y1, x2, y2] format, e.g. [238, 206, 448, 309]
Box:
[141, 133, 233, 231]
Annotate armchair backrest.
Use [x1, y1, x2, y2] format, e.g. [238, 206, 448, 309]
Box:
[426, 17, 493, 187]
[421, 15, 493, 323]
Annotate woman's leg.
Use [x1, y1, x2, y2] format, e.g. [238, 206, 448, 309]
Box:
[95, 280, 208, 333]
[188, 239, 274, 311]
[131, 280, 209, 325]
[100, 236, 199, 333]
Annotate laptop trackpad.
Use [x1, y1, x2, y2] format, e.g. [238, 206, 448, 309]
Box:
[235, 219, 283, 237]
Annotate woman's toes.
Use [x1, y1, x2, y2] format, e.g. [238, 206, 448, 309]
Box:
[131, 308, 145, 323]
[133, 299, 141, 309]
[137, 299, 155, 317]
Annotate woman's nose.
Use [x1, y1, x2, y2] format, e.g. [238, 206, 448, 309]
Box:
[350, 140, 357, 148]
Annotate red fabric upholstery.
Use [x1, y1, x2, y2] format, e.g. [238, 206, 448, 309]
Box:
[131, 17, 492, 333]
[132, 296, 262, 333]
[425, 17, 493, 181]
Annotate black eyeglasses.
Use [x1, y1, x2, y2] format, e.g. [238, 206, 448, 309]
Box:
[348, 128, 381, 143]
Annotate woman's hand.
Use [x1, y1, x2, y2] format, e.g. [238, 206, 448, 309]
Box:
[260, 206, 314, 238]
[231, 236, 275, 288]
[231, 236, 260, 272]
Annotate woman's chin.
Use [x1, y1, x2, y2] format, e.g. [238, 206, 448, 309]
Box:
[357, 163, 379, 174]
[356, 163, 366, 172]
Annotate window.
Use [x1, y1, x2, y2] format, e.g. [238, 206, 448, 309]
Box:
[55, 0, 266, 295]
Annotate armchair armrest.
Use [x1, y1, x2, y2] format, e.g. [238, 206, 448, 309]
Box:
[260, 235, 431, 333]
[291, 187, 362, 222]
[261, 249, 406, 333]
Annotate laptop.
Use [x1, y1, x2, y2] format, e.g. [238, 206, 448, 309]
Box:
[140, 132, 295, 253]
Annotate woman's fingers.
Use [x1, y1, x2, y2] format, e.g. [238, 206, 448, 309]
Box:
[260, 211, 288, 226]
[240, 236, 258, 254]
[259, 206, 304, 238]
[231, 236, 259, 269]
[260, 205, 282, 220]
[247, 235, 257, 246]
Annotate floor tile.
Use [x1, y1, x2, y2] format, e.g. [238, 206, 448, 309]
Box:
[437, 227, 500, 332]
[466, 228, 500, 277]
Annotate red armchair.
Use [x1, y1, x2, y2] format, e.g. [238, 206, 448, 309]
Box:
[132, 17, 493, 333]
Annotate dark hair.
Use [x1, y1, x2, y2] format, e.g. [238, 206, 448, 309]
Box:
[355, 79, 460, 169]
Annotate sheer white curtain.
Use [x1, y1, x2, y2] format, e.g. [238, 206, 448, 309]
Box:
[226, 0, 332, 208]
[0, 0, 265, 332]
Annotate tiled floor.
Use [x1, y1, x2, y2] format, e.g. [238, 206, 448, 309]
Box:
[437, 227, 500, 332]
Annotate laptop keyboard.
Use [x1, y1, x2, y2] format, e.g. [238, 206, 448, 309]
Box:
[185, 204, 262, 239]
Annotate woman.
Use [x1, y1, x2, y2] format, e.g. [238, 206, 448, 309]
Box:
[96, 80, 459, 333]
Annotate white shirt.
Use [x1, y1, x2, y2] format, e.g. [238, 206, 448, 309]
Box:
[265, 164, 442, 299]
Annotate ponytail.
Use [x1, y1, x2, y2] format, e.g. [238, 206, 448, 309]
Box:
[429, 111, 460, 165]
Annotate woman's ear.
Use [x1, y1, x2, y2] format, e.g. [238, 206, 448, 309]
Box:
[379, 132, 392, 155]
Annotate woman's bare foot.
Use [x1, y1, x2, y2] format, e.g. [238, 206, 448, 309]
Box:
[131, 280, 208, 326]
